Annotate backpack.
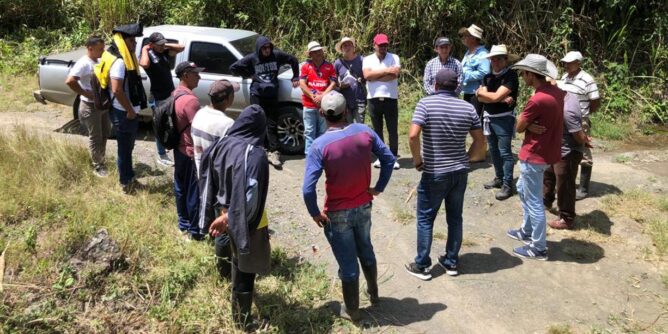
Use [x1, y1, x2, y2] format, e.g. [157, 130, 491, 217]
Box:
[91, 53, 119, 110]
[153, 91, 190, 150]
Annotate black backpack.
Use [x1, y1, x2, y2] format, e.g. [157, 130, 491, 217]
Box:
[153, 91, 190, 150]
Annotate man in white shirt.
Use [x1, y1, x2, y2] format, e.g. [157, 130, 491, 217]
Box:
[363, 33, 401, 170]
[65, 36, 108, 177]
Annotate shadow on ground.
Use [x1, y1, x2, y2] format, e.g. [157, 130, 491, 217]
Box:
[574, 209, 614, 235]
[547, 238, 605, 263]
[431, 247, 522, 277]
[588, 180, 623, 198]
[360, 297, 447, 328]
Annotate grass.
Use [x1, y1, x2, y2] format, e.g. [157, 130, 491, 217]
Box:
[547, 324, 574, 334]
[391, 207, 415, 226]
[0, 74, 38, 113]
[0, 128, 348, 333]
[590, 113, 636, 141]
[602, 189, 668, 256]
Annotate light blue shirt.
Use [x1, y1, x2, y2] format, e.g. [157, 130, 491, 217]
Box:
[461, 46, 490, 94]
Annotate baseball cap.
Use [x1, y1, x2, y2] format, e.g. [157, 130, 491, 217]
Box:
[434, 37, 451, 47]
[561, 51, 583, 63]
[321, 91, 346, 116]
[373, 33, 389, 45]
[148, 32, 167, 45]
[209, 80, 240, 101]
[175, 61, 204, 78]
[435, 68, 458, 88]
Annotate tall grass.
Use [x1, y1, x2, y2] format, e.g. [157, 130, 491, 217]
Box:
[0, 128, 350, 333]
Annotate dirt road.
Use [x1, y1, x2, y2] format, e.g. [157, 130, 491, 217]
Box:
[2, 106, 666, 333]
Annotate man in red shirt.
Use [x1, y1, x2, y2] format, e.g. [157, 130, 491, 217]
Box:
[173, 61, 204, 240]
[506, 54, 564, 260]
[300, 41, 337, 154]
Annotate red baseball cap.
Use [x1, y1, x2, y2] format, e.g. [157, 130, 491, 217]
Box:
[373, 33, 389, 45]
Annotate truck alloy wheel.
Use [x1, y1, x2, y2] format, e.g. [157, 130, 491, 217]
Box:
[276, 106, 305, 155]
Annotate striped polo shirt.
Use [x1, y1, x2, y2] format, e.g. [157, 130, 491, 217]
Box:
[412, 90, 481, 174]
[191, 106, 234, 174]
[560, 70, 600, 117]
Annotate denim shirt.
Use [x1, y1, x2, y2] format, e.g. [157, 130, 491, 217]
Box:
[461, 46, 491, 94]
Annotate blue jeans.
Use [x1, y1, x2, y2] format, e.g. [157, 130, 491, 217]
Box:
[110, 107, 139, 185]
[415, 169, 468, 268]
[303, 107, 327, 154]
[323, 202, 376, 282]
[174, 149, 201, 236]
[487, 116, 515, 186]
[517, 161, 549, 251]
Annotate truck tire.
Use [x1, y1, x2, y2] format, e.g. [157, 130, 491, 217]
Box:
[276, 105, 305, 155]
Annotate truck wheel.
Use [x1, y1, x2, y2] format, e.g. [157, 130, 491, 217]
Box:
[72, 95, 80, 120]
[276, 106, 304, 155]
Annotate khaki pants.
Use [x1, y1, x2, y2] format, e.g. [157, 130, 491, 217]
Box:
[581, 117, 593, 167]
[79, 100, 111, 169]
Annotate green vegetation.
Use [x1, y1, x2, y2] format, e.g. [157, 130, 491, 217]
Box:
[0, 128, 353, 333]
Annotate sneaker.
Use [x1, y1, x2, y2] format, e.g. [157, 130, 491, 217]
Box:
[404, 262, 432, 281]
[575, 188, 588, 201]
[393, 161, 400, 170]
[372, 159, 381, 168]
[157, 153, 174, 167]
[267, 151, 283, 168]
[93, 166, 108, 178]
[495, 184, 513, 200]
[506, 228, 531, 245]
[437, 258, 458, 276]
[483, 178, 502, 189]
[512, 244, 548, 261]
[548, 218, 574, 230]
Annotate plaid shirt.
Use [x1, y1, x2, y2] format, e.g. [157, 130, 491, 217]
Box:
[423, 56, 463, 95]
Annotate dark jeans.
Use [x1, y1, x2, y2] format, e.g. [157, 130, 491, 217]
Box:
[463, 94, 483, 127]
[174, 149, 201, 236]
[487, 116, 515, 186]
[250, 95, 280, 152]
[153, 99, 169, 156]
[415, 169, 468, 268]
[544, 151, 583, 223]
[323, 202, 376, 282]
[232, 259, 256, 293]
[110, 107, 139, 185]
[368, 98, 398, 157]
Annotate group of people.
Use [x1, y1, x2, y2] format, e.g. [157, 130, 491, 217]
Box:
[65, 22, 601, 329]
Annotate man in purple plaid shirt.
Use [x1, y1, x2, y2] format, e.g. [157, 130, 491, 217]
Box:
[423, 37, 462, 95]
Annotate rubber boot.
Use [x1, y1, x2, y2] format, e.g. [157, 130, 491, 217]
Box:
[340, 280, 361, 321]
[361, 264, 379, 305]
[232, 290, 254, 329]
[576, 165, 592, 200]
[215, 235, 232, 280]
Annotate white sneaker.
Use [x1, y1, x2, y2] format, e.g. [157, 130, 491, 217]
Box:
[157, 153, 174, 167]
[372, 159, 381, 168]
[393, 161, 400, 170]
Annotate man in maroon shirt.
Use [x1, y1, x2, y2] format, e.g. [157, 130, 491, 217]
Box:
[173, 61, 204, 240]
[506, 54, 564, 260]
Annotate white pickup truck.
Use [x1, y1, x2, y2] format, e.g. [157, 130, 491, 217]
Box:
[34, 25, 305, 154]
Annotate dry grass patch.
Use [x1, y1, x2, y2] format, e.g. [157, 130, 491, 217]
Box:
[0, 74, 37, 113]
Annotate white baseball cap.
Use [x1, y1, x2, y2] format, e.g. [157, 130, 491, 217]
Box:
[561, 51, 583, 63]
[321, 91, 346, 116]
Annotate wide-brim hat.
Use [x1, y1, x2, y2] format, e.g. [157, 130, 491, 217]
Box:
[483, 44, 520, 62]
[305, 41, 325, 56]
[335, 37, 356, 53]
[458, 24, 483, 39]
[511, 54, 559, 79]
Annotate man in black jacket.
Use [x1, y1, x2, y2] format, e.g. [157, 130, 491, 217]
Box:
[230, 36, 299, 168]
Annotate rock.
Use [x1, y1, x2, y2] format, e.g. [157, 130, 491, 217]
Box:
[68, 229, 125, 280]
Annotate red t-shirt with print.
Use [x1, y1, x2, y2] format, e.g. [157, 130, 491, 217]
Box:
[300, 60, 336, 109]
[518, 84, 565, 165]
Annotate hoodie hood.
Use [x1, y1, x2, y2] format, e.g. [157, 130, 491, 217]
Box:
[255, 36, 274, 59]
[227, 105, 266, 147]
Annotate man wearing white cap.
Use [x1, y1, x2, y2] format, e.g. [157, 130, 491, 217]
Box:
[303, 91, 395, 321]
[506, 54, 564, 260]
[476, 45, 520, 200]
[334, 37, 367, 124]
[559, 51, 600, 200]
[300, 41, 337, 154]
[423, 37, 462, 95]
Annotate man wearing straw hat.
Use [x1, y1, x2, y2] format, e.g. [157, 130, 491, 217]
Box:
[459, 24, 490, 162]
[559, 51, 600, 200]
[476, 45, 520, 200]
[423, 37, 462, 95]
[300, 41, 337, 154]
[506, 54, 564, 260]
[334, 37, 367, 124]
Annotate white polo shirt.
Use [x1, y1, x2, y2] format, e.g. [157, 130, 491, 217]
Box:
[560, 70, 600, 117]
[363, 52, 400, 99]
[68, 56, 97, 103]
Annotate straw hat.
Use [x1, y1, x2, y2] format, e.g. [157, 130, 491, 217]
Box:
[458, 24, 483, 39]
[511, 54, 559, 79]
[305, 41, 325, 56]
[483, 44, 520, 62]
[335, 37, 356, 53]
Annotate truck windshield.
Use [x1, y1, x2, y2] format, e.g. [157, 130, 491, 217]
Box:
[230, 35, 258, 58]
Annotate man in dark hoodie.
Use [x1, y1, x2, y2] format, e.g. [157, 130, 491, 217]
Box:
[198, 105, 271, 331]
[229, 36, 300, 168]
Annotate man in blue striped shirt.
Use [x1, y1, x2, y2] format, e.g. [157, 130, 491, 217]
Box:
[405, 69, 485, 280]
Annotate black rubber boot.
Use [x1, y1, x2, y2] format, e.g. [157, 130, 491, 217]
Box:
[484, 178, 503, 189]
[215, 236, 232, 280]
[340, 280, 361, 321]
[576, 165, 592, 200]
[361, 264, 379, 305]
[495, 184, 513, 201]
[232, 290, 254, 330]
